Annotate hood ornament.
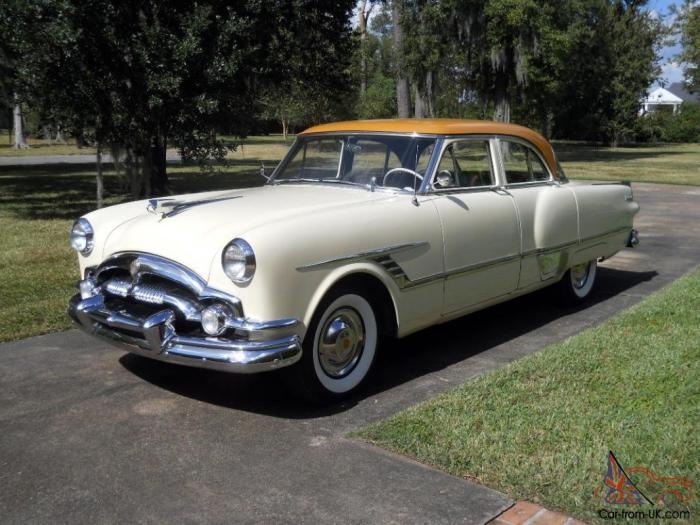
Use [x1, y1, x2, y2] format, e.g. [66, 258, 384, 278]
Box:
[146, 195, 242, 220]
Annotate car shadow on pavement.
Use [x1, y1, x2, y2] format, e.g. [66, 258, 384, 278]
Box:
[120, 267, 657, 419]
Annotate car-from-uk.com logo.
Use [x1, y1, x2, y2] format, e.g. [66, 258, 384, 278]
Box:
[594, 451, 693, 520]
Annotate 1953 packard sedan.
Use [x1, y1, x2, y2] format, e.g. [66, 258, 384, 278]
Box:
[69, 119, 640, 400]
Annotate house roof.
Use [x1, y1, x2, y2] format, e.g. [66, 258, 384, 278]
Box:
[643, 87, 683, 104]
[667, 82, 700, 103]
[300, 119, 558, 176]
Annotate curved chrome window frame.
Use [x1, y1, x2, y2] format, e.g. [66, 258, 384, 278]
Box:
[494, 135, 555, 187]
[267, 131, 558, 195]
[426, 135, 501, 194]
[267, 132, 445, 195]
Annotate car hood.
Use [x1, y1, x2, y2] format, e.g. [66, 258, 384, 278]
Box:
[99, 184, 393, 279]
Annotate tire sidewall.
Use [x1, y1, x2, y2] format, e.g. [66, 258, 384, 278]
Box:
[571, 260, 597, 299]
[310, 293, 377, 394]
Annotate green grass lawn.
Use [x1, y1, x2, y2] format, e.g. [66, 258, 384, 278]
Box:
[356, 268, 700, 524]
[555, 142, 700, 185]
[0, 131, 294, 157]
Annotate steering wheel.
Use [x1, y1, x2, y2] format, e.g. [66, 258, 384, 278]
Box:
[382, 167, 424, 188]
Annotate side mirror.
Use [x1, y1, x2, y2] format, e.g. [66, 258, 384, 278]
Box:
[260, 162, 270, 182]
[435, 170, 454, 188]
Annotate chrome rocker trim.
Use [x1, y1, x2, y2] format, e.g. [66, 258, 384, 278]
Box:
[69, 294, 302, 373]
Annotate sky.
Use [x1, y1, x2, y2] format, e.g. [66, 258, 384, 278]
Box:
[645, 0, 686, 88]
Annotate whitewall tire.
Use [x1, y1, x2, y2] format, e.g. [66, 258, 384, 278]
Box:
[285, 289, 379, 402]
[557, 259, 598, 305]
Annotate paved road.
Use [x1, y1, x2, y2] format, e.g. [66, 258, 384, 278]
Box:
[1, 183, 698, 524]
[0, 152, 181, 166]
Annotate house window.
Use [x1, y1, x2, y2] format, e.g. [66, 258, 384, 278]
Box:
[501, 140, 550, 184]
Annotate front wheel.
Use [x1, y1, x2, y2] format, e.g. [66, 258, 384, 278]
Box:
[556, 259, 598, 305]
[285, 289, 379, 402]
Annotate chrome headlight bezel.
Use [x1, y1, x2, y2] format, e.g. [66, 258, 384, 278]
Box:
[70, 218, 94, 256]
[222, 238, 256, 284]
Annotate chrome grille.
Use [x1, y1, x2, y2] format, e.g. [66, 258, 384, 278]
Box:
[132, 284, 166, 305]
[104, 278, 131, 297]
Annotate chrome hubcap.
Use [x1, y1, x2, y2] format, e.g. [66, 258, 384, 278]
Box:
[318, 308, 365, 378]
[571, 262, 590, 289]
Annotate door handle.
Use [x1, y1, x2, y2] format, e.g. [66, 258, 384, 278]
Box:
[492, 186, 511, 196]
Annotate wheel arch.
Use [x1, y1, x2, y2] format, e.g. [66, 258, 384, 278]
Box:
[302, 263, 400, 339]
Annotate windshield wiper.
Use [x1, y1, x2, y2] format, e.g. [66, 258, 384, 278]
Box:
[274, 178, 370, 189]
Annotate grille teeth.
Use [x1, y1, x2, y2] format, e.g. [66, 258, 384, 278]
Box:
[103, 278, 165, 305]
[104, 278, 131, 297]
[131, 284, 166, 305]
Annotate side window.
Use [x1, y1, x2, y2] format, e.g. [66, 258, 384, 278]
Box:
[434, 140, 493, 189]
[501, 140, 550, 184]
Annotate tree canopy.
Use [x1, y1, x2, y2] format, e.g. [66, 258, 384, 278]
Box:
[0, 0, 687, 199]
[4, 0, 354, 196]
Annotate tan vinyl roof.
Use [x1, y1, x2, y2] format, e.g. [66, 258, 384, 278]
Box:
[301, 119, 558, 177]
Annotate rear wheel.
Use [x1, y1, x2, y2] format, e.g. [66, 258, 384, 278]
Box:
[285, 288, 379, 402]
[556, 259, 598, 305]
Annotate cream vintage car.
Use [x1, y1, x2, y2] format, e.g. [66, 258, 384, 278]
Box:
[69, 119, 640, 400]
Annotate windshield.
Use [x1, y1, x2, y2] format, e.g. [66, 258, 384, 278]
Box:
[272, 134, 438, 191]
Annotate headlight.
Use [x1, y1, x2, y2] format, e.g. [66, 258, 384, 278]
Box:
[222, 238, 256, 283]
[70, 218, 94, 255]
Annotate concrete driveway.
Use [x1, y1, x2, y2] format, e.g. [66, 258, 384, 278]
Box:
[1, 183, 698, 524]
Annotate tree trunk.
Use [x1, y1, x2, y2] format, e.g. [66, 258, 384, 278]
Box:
[282, 118, 289, 140]
[96, 145, 104, 209]
[414, 72, 436, 118]
[541, 110, 553, 139]
[55, 125, 66, 144]
[149, 136, 168, 196]
[414, 84, 425, 118]
[392, 1, 411, 118]
[13, 97, 29, 149]
[75, 127, 87, 148]
[359, 0, 369, 95]
[493, 70, 511, 123]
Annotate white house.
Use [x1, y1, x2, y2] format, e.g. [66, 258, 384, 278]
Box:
[641, 83, 700, 114]
[640, 87, 683, 114]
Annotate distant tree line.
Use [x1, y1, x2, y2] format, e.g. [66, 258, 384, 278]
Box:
[353, 0, 671, 147]
[0, 0, 698, 199]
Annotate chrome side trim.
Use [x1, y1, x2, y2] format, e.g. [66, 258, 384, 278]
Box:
[443, 253, 521, 280]
[375, 252, 520, 290]
[371, 226, 633, 290]
[521, 240, 578, 258]
[296, 242, 430, 272]
[579, 225, 632, 245]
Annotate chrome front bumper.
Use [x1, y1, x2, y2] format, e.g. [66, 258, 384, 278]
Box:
[69, 252, 303, 373]
[69, 294, 302, 373]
